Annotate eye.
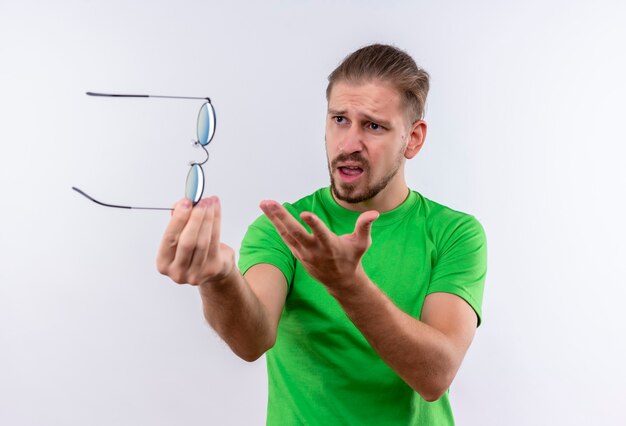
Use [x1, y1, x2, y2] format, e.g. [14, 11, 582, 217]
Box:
[334, 116, 347, 124]
[367, 122, 385, 132]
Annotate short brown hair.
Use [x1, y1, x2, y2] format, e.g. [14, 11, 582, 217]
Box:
[326, 44, 430, 123]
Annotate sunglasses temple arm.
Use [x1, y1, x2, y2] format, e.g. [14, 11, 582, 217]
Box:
[72, 187, 173, 211]
[86, 92, 211, 102]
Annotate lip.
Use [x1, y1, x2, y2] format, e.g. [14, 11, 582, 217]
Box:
[336, 161, 364, 168]
[337, 165, 364, 183]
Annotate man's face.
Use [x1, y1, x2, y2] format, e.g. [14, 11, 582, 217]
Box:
[325, 80, 411, 205]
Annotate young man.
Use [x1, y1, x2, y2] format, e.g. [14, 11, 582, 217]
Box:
[157, 44, 487, 425]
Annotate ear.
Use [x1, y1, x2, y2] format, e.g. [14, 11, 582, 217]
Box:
[404, 120, 427, 159]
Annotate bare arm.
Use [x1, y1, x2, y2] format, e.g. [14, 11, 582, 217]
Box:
[199, 264, 287, 361]
[327, 275, 476, 402]
[260, 200, 477, 401]
[157, 197, 287, 361]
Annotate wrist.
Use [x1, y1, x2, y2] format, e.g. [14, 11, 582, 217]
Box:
[326, 265, 368, 299]
[199, 262, 237, 291]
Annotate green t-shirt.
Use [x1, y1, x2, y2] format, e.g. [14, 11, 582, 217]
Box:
[238, 187, 487, 425]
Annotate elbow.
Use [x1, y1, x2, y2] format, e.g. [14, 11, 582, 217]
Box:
[238, 351, 264, 363]
[413, 350, 462, 402]
[234, 334, 277, 363]
[420, 387, 448, 403]
[413, 371, 456, 403]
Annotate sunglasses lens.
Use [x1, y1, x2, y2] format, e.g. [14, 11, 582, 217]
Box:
[197, 102, 216, 146]
[185, 164, 204, 204]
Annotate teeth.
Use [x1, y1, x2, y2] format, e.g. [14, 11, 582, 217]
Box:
[339, 166, 362, 176]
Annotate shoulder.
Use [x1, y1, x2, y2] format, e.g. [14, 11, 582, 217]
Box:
[415, 192, 486, 252]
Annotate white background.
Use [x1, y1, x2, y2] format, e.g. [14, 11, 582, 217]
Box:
[1, 1, 625, 424]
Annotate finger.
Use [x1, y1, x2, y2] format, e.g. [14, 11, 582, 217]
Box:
[157, 198, 193, 270]
[171, 199, 209, 270]
[300, 212, 333, 246]
[189, 198, 215, 270]
[260, 201, 303, 249]
[260, 200, 313, 249]
[206, 196, 222, 259]
[353, 210, 380, 243]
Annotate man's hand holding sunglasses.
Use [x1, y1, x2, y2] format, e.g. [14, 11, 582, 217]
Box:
[156, 197, 235, 287]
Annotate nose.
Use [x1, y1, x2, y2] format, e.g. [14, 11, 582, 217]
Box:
[339, 125, 364, 154]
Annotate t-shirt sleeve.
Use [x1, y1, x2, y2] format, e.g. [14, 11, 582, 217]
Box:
[427, 215, 487, 326]
[238, 213, 296, 287]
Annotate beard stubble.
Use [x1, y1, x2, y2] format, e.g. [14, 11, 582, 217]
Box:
[328, 148, 404, 204]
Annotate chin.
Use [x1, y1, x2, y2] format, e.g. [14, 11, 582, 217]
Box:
[332, 182, 372, 204]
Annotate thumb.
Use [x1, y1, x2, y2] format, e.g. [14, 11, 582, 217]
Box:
[354, 210, 380, 242]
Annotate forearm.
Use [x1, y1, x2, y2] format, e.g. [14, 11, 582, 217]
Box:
[198, 267, 275, 362]
[328, 270, 460, 401]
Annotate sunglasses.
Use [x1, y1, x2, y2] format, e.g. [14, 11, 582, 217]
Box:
[72, 91, 216, 211]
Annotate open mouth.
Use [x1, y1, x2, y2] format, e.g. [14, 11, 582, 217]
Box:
[338, 166, 363, 175]
[338, 166, 364, 181]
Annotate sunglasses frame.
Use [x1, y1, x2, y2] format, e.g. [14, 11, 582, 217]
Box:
[73, 91, 216, 211]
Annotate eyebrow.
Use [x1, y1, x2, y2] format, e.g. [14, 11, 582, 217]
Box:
[327, 108, 346, 116]
[328, 108, 392, 128]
